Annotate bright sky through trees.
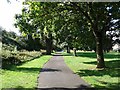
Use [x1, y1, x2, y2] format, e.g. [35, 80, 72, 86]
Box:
[0, 0, 25, 35]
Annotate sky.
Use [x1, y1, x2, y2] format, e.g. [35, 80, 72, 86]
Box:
[0, 0, 25, 35]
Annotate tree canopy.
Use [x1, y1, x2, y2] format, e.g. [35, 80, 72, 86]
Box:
[15, 2, 120, 68]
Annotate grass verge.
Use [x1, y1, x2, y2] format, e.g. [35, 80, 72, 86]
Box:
[1, 55, 52, 89]
[63, 51, 120, 89]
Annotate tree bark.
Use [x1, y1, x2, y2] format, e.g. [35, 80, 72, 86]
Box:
[73, 48, 77, 56]
[27, 34, 34, 51]
[94, 31, 106, 68]
[45, 34, 52, 55]
[66, 46, 70, 53]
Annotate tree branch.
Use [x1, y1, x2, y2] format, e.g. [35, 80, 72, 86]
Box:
[71, 2, 94, 25]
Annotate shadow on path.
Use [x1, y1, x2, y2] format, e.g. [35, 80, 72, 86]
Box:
[37, 54, 92, 89]
[37, 85, 95, 90]
[41, 68, 61, 72]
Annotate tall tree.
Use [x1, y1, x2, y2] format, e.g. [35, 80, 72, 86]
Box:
[60, 2, 119, 68]
[15, 2, 119, 68]
[15, 2, 57, 54]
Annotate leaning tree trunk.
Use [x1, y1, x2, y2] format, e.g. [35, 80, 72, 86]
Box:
[94, 31, 106, 68]
[45, 34, 52, 55]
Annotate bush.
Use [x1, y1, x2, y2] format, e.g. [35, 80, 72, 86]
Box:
[1, 50, 42, 69]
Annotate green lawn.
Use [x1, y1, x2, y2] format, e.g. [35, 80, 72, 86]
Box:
[63, 51, 120, 89]
[1, 55, 52, 89]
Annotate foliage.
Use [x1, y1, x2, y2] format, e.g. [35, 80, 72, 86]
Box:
[0, 27, 47, 69]
[1, 50, 42, 69]
[58, 2, 119, 67]
[1, 55, 52, 89]
[63, 51, 120, 89]
[0, 27, 23, 51]
[1, 27, 44, 51]
[15, 2, 58, 54]
[14, 2, 120, 50]
[14, 2, 120, 67]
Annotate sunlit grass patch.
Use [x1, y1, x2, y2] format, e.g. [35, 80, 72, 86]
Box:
[63, 51, 119, 89]
[1, 55, 52, 89]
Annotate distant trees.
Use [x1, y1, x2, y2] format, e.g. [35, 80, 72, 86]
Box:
[0, 27, 42, 51]
[0, 27, 22, 50]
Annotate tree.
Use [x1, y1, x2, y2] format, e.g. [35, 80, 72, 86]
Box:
[60, 2, 119, 68]
[53, 2, 119, 68]
[15, 2, 59, 54]
[15, 2, 119, 68]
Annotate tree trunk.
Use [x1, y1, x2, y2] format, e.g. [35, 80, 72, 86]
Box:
[73, 48, 77, 56]
[66, 46, 70, 53]
[95, 31, 106, 68]
[27, 34, 34, 51]
[45, 34, 52, 55]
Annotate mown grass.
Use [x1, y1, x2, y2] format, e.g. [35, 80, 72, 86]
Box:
[1, 55, 52, 89]
[63, 51, 120, 89]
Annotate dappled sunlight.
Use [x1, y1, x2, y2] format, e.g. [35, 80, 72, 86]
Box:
[2, 56, 52, 88]
[83, 59, 120, 69]
[63, 52, 119, 89]
[1, 1, 119, 89]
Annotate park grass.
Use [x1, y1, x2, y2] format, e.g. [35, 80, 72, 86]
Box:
[63, 51, 120, 89]
[1, 55, 52, 89]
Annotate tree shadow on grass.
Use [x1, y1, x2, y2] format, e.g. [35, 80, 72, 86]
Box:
[62, 53, 74, 56]
[4, 67, 62, 74]
[76, 52, 119, 59]
[75, 59, 120, 89]
[2, 86, 35, 90]
[75, 53, 120, 89]
[81, 59, 120, 77]
[83, 59, 120, 68]
[76, 69, 119, 90]
[2, 56, 42, 70]
[76, 52, 97, 58]
[15, 67, 42, 73]
[53, 54, 63, 56]
[2, 66, 42, 74]
[76, 68, 119, 77]
[93, 82, 120, 90]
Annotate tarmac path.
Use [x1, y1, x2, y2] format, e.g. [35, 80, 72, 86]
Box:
[37, 53, 92, 90]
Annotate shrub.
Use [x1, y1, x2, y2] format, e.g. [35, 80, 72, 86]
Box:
[1, 50, 42, 69]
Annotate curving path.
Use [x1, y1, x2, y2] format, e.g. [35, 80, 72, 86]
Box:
[37, 53, 93, 90]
